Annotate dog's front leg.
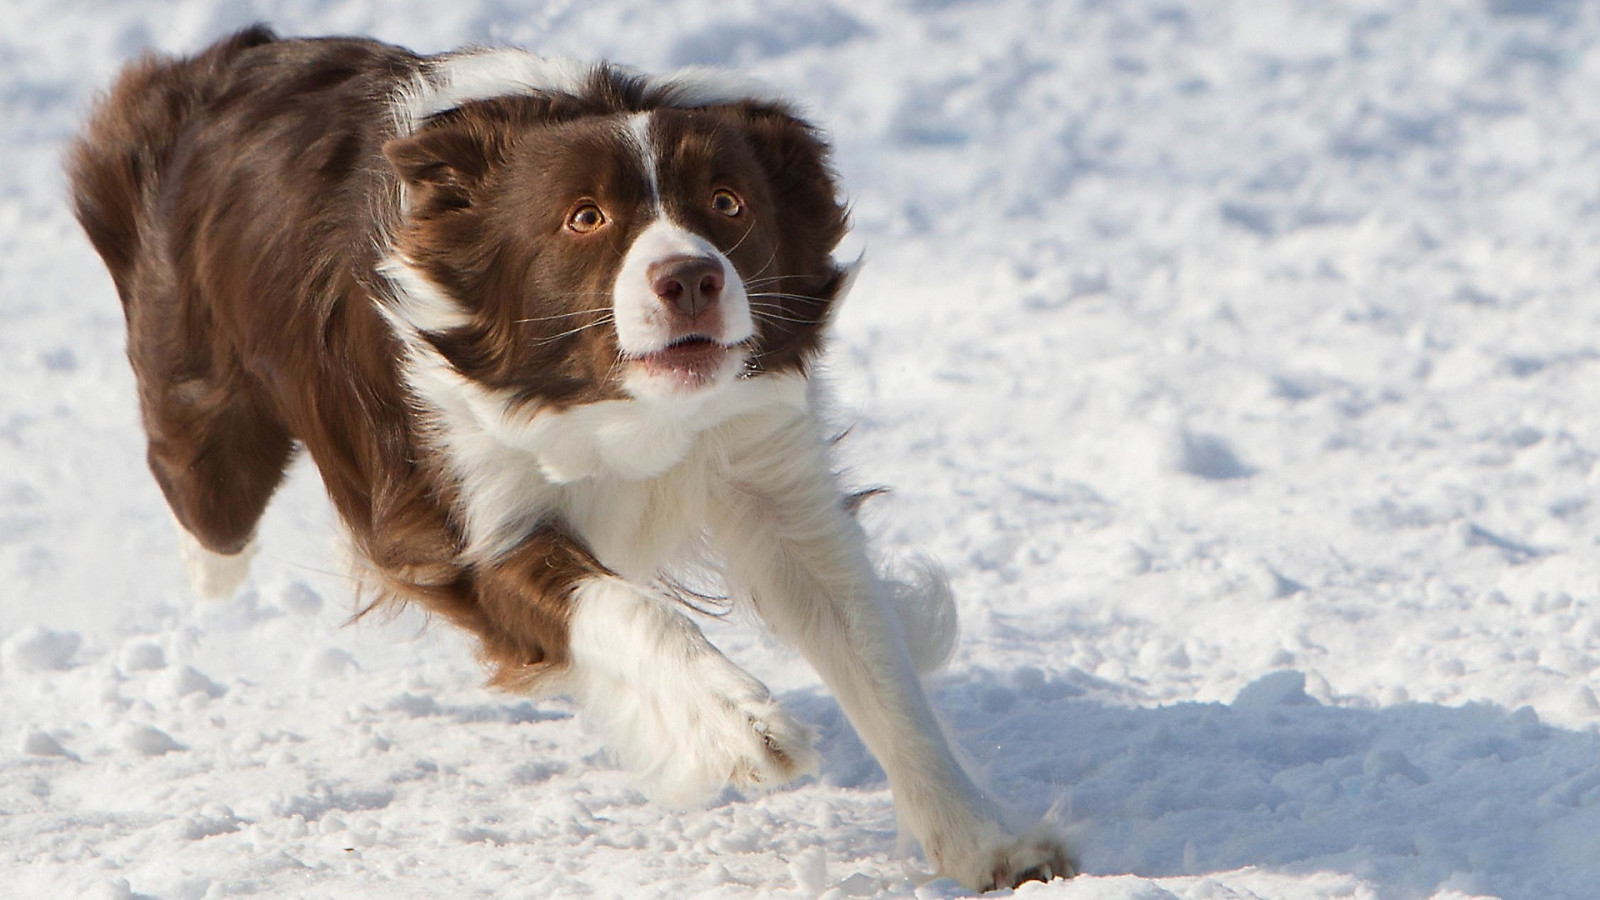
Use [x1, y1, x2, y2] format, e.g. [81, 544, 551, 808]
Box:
[561, 575, 819, 804]
[708, 415, 1073, 892]
[451, 524, 815, 803]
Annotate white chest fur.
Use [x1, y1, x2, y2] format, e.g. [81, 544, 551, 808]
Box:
[402, 323, 811, 566]
[377, 250, 813, 563]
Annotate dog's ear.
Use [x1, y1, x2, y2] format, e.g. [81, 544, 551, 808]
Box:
[385, 95, 584, 216]
[383, 123, 498, 214]
[729, 103, 853, 374]
[738, 103, 850, 267]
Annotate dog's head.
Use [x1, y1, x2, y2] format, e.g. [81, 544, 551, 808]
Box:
[379, 67, 850, 408]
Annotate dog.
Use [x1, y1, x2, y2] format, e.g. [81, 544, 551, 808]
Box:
[68, 26, 1072, 890]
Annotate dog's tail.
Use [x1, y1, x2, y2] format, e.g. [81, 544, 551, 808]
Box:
[883, 557, 960, 675]
[66, 25, 278, 303]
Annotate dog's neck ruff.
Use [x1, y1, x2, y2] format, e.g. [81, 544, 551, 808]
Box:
[391, 48, 789, 138]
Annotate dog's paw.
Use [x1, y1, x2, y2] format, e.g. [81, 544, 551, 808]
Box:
[173, 518, 257, 599]
[568, 581, 817, 805]
[935, 824, 1076, 893]
[722, 691, 819, 791]
[613, 654, 818, 806]
[694, 666, 819, 791]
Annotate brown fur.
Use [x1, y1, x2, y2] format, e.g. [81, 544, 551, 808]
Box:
[67, 27, 849, 685]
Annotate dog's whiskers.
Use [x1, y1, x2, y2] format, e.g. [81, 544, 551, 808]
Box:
[514, 307, 614, 324]
[724, 219, 759, 256]
[527, 316, 614, 347]
[747, 291, 829, 305]
[748, 303, 819, 325]
[742, 246, 780, 283]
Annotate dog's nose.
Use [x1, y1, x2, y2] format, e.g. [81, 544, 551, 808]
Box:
[649, 255, 724, 317]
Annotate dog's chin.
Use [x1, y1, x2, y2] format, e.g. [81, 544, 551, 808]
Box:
[627, 336, 746, 397]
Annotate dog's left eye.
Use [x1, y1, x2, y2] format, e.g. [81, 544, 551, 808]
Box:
[711, 189, 744, 217]
[567, 203, 607, 234]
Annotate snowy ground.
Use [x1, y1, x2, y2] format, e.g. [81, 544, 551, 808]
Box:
[4, 1, 1600, 898]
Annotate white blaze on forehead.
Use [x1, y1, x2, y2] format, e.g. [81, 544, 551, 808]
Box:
[626, 111, 663, 216]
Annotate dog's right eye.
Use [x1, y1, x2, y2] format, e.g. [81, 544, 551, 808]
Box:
[567, 203, 607, 234]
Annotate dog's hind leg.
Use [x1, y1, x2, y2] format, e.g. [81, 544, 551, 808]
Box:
[65, 27, 294, 598]
[138, 366, 297, 598]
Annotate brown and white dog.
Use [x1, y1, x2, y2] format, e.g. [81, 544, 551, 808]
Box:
[68, 26, 1072, 890]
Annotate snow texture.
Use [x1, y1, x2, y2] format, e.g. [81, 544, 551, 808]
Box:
[3, 1, 1600, 898]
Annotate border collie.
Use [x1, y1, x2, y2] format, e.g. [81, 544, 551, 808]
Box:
[68, 26, 1072, 890]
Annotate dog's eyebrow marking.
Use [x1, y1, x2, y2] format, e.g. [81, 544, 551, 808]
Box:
[625, 111, 663, 218]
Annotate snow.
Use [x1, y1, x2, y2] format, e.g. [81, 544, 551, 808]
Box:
[3, 0, 1599, 898]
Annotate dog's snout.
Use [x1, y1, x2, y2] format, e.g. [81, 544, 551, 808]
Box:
[649, 255, 724, 317]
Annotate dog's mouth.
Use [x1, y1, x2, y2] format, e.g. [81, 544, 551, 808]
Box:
[632, 334, 741, 389]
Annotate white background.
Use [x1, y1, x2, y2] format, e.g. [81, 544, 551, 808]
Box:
[2, 1, 1598, 897]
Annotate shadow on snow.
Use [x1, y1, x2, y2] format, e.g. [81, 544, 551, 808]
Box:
[783, 666, 1600, 900]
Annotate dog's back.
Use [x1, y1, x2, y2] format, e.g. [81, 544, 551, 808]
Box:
[69, 27, 418, 296]
[68, 26, 275, 303]
[68, 28, 433, 569]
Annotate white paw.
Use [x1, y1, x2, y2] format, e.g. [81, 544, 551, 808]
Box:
[719, 685, 819, 792]
[647, 659, 818, 804]
[568, 578, 818, 806]
[933, 824, 1076, 893]
[173, 516, 256, 599]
